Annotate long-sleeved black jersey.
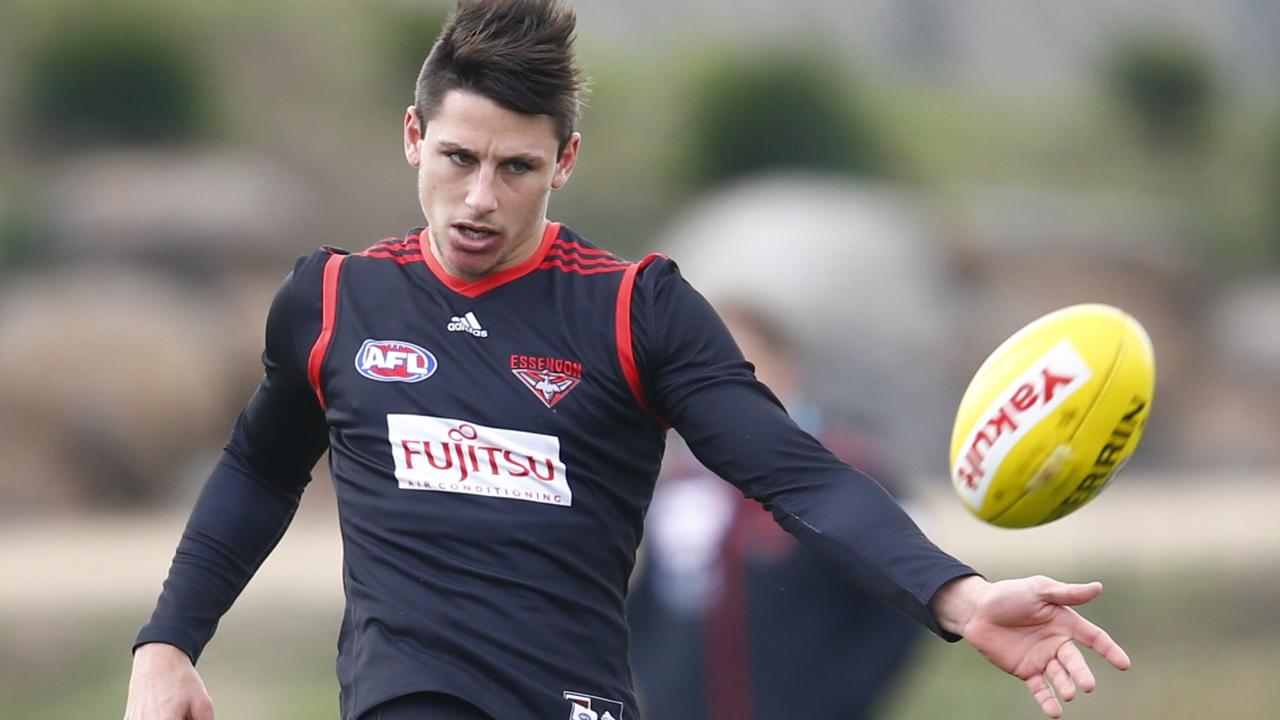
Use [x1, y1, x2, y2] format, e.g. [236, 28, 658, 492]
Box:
[136, 222, 976, 720]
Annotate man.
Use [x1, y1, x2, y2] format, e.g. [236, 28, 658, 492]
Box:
[628, 303, 924, 720]
[125, 2, 1130, 719]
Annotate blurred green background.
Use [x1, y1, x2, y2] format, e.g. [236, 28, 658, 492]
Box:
[2, 0, 1278, 718]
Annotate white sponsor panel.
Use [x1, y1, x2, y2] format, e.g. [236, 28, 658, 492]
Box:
[563, 692, 625, 720]
[953, 341, 1092, 509]
[388, 414, 571, 506]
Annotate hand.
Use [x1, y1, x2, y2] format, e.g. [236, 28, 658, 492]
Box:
[931, 575, 1131, 718]
[124, 643, 215, 720]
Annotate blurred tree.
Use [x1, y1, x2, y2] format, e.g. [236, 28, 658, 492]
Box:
[0, 187, 38, 275]
[1105, 35, 1216, 155]
[376, 0, 452, 106]
[16, 5, 215, 147]
[680, 50, 890, 190]
[1270, 118, 1280, 262]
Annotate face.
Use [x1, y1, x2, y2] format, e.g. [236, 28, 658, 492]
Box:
[404, 90, 580, 281]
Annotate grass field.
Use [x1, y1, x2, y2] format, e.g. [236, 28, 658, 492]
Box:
[4, 479, 1275, 719]
[879, 567, 1277, 720]
[1, 564, 1273, 720]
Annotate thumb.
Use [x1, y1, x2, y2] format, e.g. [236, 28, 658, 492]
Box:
[1040, 580, 1104, 607]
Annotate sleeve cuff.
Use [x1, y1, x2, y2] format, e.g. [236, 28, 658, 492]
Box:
[919, 567, 985, 642]
[133, 624, 204, 664]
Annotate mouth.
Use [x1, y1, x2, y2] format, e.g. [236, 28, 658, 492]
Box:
[449, 222, 502, 253]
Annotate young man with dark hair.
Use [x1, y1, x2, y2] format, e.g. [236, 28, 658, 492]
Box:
[124, 1, 1130, 719]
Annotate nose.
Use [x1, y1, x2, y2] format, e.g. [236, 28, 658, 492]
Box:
[465, 166, 499, 215]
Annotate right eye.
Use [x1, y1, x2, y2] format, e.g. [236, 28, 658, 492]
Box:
[446, 151, 474, 166]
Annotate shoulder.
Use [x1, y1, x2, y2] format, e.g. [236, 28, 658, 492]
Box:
[537, 224, 632, 279]
[290, 242, 351, 278]
[348, 227, 425, 264]
[286, 227, 426, 289]
[627, 253, 697, 313]
[551, 225, 625, 261]
[278, 226, 415, 310]
[635, 253, 674, 275]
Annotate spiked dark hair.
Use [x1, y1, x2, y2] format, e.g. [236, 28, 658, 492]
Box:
[414, 0, 584, 153]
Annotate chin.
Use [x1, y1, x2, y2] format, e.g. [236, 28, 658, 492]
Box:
[447, 251, 500, 280]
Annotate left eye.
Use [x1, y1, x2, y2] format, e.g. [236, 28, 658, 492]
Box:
[506, 161, 531, 174]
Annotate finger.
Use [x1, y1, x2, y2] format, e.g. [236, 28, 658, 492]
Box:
[1056, 641, 1094, 694]
[1067, 611, 1133, 671]
[1040, 580, 1103, 607]
[1025, 673, 1063, 719]
[1045, 657, 1077, 702]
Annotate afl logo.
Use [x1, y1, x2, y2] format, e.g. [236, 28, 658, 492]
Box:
[355, 339, 438, 383]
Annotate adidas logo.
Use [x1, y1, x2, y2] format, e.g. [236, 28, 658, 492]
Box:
[447, 311, 489, 338]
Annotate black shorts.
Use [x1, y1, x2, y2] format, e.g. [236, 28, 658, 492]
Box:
[359, 692, 494, 720]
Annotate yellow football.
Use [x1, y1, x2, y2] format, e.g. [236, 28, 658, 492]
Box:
[950, 304, 1155, 528]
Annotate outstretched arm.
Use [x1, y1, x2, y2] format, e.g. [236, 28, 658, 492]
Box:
[628, 259, 1130, 716]
[631, 258, 978, 636]
[931, 575, 1132, 718]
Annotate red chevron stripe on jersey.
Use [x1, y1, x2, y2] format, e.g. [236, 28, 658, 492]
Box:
[361, 251, 425, 265]
[543, 251, 627, 268]
[550, 239, 622, 259]
[360, 235, 424, 264]
[538, 259, 628, 275]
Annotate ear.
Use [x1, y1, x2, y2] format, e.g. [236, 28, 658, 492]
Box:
[550, 132, 581, 190]
[404, 106, 424, 167]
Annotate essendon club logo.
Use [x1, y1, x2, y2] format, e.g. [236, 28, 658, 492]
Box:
[953, 340, 1093, 508]
[355, 339, 437, 383]
[511, 354, 582, 408]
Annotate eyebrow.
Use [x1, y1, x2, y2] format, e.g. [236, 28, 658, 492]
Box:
[436, 139, 546, 167]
